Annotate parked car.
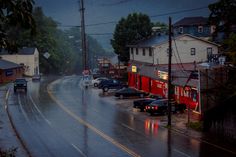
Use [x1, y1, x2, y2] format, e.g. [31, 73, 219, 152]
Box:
[145, 99, 181, 115]
[114, 87, 149, 99]
[14, 78, 27, 92]
[99, 79, 127, 92]
[32, 74, 41, 81]
[133, 95, 162, 112]
[98, 79, 113, 89]
[92, 77, 109, 87]
[145, 99, 168, 115]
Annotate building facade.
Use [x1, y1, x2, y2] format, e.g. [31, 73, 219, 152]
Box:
[129, 34, 219, 65]
[127, 33, 220, 120]
[173, 16, 214, 38]
[0, 59, 24, 83]
[0, 47, 39, 76]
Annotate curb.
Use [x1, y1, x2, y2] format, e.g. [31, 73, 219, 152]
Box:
[4, 88, 32, 157]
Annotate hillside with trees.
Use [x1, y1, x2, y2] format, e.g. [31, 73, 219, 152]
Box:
[1, 3, 110, 75]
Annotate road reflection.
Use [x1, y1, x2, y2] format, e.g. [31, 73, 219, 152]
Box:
[144, 119, 159, 137]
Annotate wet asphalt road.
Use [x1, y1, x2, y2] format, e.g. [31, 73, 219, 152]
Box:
[6, 76, 236, 157]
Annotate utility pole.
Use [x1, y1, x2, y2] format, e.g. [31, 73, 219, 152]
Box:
[167, 17, 172, 126]
[79, 0, 88, 71]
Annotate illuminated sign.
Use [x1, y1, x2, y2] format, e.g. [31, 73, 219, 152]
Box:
[157, 70, 168, 80]
[132, 66, 137, 72]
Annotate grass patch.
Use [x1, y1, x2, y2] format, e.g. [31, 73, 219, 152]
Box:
[187, 121, 203, 131]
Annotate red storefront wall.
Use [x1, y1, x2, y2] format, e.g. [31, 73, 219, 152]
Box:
[141, 76, 150, 93]
[128, 72, 136, 88]
[174, 86, 199, 110]
[150, 80, 167, 98]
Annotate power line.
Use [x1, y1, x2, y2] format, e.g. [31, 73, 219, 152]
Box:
[88, 33, 113, 36]
[99, 0, 133, 6]
[56, 6, 209, 30]
[150, 6, 208, 18]
[173, 37, 188, 73]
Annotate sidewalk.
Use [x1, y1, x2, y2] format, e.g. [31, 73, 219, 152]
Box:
[159, 112, 203, 139]
[0, 85, 27, 157]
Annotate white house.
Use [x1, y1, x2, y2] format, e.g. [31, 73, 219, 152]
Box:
[128, 34, 219, 65]
[0, 47, 39, 76]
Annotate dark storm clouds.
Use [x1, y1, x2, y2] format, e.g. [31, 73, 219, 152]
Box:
[34, 0, 218, 49]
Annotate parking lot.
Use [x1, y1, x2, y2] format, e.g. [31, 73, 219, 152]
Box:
[91, 86, 195, 129]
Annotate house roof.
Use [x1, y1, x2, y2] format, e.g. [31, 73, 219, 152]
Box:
[127, 34, 219, 48]
[0, 59, 22, 70]
[0, 47, 37, 55]
[173, 16, 208, 27]
[127, 34, 169, 48]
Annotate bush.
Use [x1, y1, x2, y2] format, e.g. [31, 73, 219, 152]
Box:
[187, 121, 203, 131]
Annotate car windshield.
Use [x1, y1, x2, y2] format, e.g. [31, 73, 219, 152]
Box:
[15, 79, 26, 83]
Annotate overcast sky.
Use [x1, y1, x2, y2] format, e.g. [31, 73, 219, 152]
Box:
[34, 0, 218, 49]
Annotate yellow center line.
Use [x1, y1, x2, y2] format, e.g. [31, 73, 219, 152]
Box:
[47, 84, 141, 157]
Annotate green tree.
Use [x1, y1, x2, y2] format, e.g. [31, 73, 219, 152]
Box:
[111, 13, 153, 63]
[153, 22, 168, 33]
[208, 0, 236, 38]
[224, 33, 236, 65]
[0, 0, 35, 51]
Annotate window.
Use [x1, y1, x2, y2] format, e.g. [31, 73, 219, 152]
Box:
[166, 48, 172, 56]
[207, 47, 213, 60]
[136, 48, 138, 55]
[142, 48, 145, 56]
[179, 27, 183, 33]
[191, 48, 196, 55]
[198, 26, 203, 33]
[149, 48, 152, 56]
[207, 47, 212, 56]
[130, 48, 133, 54]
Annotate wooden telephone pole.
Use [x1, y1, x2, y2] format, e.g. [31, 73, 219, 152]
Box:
[79, 0, 88, 71]
[167, 17, 172, 126]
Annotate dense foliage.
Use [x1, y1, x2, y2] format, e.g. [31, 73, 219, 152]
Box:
[0, 0, 35, 52]
[208, 0, 236, 38]
[16, 7, 108, 74]
[208, 0, 236, 65]
[111, 13, 153, 63]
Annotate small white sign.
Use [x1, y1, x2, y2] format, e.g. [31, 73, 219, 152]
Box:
[43, 52, 50, 59]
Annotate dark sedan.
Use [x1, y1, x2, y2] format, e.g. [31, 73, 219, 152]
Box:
[133, 95, 162, 112]
[145, 99, 168, 115]
[114, 87, 149, 99]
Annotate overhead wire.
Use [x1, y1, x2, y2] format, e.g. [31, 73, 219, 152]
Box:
[52, 5, 209, 35]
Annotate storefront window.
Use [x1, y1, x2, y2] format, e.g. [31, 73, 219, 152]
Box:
[191, 89, 197, 102]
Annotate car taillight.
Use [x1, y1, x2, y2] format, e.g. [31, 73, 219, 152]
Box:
[155, 106, 158, 110]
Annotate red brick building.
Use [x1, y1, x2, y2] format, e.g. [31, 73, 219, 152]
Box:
[0, 59, 24, 84]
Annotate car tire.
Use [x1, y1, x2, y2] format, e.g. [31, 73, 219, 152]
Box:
[103, 87, 109, 92]
[119, 95, 124, 99]
[94, 83, 98, 87]
[140, 94, 144, 98]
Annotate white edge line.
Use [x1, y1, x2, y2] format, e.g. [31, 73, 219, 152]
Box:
[174, 149, 191, 157]
[28, 94, 52, 126]
[71, 143, 87, 157]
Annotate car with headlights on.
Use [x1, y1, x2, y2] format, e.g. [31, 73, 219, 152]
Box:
[145, 99, 168, 115]
[133, 95, 162, 112]
[14, 78, 27, 93]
